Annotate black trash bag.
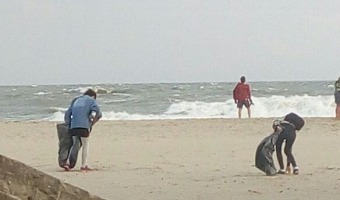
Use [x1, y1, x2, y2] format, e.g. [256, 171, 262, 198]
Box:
[56, 123, 73, 167]
[255, 130, 281, 176]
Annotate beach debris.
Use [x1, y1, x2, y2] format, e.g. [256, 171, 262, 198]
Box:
[326, 166, 336, 170]
[248, 189, 261, 194]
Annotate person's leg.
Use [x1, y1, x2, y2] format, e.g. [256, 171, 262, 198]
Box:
[335, 92, 340, 118]
[244, 100, 251, 118]
[284, 137, 297, 167]
[275, 137, 285, 171]
[284, 130, 298, 174]
[247, 107, 251, 118]
[237, 101, 243, 118]
[80, 137, 90, 169]
[69, 136, 82, 169]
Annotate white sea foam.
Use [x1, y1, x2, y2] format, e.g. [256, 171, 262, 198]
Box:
[45, 94, 336, 121]
[63, 86, 115, 94]
[111, 93, 132, 97]
[64, 87, 89, 94]
[34, 92, 50, 96]
[103, 99, 129, 104]
[49, 107, 68, 112]
[44, 111, 65, 121]
[94, 86, 113, 94]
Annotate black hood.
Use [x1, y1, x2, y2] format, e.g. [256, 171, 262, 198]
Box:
[283, 112, 305, 131]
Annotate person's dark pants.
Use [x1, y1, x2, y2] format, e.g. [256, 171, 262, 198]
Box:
[237, 99, 250, 108]
[68, 136, 82, 169]
[276, 125, 297, 169]
[68, 128, 89, 169]
[56, 123, 73, 167]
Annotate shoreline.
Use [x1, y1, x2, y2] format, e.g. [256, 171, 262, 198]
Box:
[2, 116, 339, 123]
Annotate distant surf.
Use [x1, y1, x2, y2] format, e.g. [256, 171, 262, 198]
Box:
[0, 81, 336, 121]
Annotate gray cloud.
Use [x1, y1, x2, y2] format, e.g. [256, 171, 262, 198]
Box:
[1, 0, 340, 85]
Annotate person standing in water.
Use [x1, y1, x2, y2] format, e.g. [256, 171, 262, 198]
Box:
[334, 77, 340, 118]
[233, 76, 253, 118]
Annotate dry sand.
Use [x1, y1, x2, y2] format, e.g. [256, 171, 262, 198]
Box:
[1, 118, 340, 200]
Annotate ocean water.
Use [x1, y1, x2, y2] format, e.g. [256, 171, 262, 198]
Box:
[0, 81, 337, 121]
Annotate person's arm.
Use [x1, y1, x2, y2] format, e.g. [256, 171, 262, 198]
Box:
[90, 101, 102, 126]
[247, 84, 253, 104]
[64, 107, 71, 125]
[64, 97, 78, 125]
[233, 84, 239, 103]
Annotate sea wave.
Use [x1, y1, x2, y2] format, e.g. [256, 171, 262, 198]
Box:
[45, 107, 68, 113]
[44, 94, 336, 121]
[34, 92, 51, 96]
[62, 86, 114, 94]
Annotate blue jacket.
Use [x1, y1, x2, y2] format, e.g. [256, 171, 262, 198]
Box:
[64, 95, 102, 130]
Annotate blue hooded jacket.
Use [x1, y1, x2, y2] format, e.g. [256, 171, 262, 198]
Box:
[64, 95, 102, 130]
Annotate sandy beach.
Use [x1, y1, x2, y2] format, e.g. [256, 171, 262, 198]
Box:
[1, 118, 340, 200]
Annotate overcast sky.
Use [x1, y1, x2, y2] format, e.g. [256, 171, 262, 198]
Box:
[1, 1, 340, 85]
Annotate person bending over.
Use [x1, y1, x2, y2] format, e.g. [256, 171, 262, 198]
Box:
[276, 113, 305, 175]
[63, 89, 102, 171]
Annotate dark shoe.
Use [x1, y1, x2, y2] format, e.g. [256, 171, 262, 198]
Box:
[277, 170, 286, 174]
[293, 169, 299, 175]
